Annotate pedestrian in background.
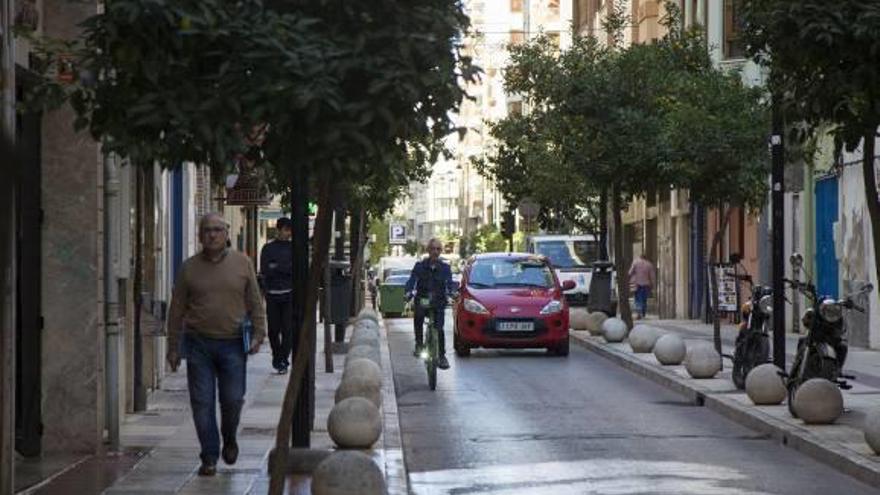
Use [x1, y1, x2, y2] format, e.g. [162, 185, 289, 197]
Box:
[628, 253, 655, 320]
[260, 217, 294, 374]
[166, 213, 267, 476]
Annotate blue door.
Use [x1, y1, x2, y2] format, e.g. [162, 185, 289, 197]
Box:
[815, 176, 839, 298]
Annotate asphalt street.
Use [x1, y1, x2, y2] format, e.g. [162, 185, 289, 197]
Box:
[385, 311, 880, 495]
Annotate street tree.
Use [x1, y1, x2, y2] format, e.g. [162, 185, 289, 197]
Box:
[742, 0, 880, 290]
[23, 0, 475, 491]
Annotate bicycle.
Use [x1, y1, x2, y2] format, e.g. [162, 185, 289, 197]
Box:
[406, 295, 441, 390]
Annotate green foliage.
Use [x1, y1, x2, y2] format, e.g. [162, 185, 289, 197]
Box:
[478, 2, 769, 214]
[742, 0, 880, 149]
[367, 216, 390, 266]
[403, 239, 421, 257]
[464, 224, 508, 255]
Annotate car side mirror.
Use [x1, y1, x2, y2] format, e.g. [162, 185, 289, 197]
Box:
[561, 280, 576, 291]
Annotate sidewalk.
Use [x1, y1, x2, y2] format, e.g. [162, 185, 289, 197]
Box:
[569, 317, 880, 487]
[17, 314, 407, 495]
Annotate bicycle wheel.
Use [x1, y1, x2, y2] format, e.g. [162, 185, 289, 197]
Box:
[426, 323, 438, 391]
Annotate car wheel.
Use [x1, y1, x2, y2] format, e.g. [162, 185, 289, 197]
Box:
[454, 333, 470, 357]
[550, 339, 569, 357]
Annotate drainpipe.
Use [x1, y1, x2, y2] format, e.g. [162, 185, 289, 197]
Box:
[104, 152, 121, 449]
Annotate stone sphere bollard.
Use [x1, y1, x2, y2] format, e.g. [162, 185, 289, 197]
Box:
[684, 343, 722, 378]
[570, 308, 590, 331]
[327, 397, 382, 449]
[353, 319, 380, 337]
[653, 334, 686, 365]
[351, 329, 380, 349]
[601, 318, 627, 343]
[586, 312, 608, 336]
[356, 309, 381, 325]
[793, 378, 843, 424]
[864, 409, 880, 455]
[312, 450, 387, 495]
[343, 358, 382, 387]
[347, 344, 380, 367]
[335, 366, 382, 407]
[744, 363, 786, 405]
[629, 325, 660, 353]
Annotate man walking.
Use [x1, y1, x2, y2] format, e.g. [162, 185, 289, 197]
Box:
[405, 238, 456, 369]
[166, 213, 266, 476]
[628, 253, 655, 320]
[260, 217, 294, 374]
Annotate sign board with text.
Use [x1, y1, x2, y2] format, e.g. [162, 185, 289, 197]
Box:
[389, 223, 407, 245]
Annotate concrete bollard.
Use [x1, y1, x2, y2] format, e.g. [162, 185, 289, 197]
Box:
[628, 325, 660, 353]
[335, 372, 382, 407]
[312, 450, 388, 495]
[569, 308, 589, 331]
[586, 312, 608, 336]
[684, 343, 721, 378]
[601, 317, 627, 343]
[744, 363, 786, 405]
[351, 330, 380, 349]
[793, 378, 843, 424]
[864, 409, 880, 455]
[653, 334, 686, 365]
[356, 309, 381, 325]
[347, 344, 380, 367]
[328, 397, 382, 449]
[342, 358, 382, 389]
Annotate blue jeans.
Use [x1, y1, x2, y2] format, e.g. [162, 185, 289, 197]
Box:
[634, 285, 651, 317]
[184, 333, 247, 464]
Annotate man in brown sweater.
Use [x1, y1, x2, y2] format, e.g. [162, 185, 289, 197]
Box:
[166, 212, 267, 476]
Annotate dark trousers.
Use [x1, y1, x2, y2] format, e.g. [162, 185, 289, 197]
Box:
[414, 305, 446, 356]
[184, 333, 246, 464]
[266, 293, 294, 368]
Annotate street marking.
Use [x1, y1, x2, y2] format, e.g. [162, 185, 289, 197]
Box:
[410, 459, 771, 494]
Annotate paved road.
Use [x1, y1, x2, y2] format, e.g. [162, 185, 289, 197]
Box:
[386, 312, 879, 495]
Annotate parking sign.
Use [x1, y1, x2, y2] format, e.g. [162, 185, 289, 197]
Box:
[389, 223, 407, 245]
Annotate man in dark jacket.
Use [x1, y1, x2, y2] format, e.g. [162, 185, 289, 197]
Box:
[260, 217, 294, 373]
[405, 238, 456, 369]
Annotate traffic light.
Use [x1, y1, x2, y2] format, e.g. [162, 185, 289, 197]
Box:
[501, 211, 515, 239]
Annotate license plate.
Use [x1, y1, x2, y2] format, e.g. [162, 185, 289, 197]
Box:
[497, 321, 534, 332]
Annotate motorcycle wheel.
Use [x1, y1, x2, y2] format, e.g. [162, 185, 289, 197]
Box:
[803, 351, 840, 382]
[787, 380, 799, 418]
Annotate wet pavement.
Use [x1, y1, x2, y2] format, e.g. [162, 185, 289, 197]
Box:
[385, 311, 880, 495]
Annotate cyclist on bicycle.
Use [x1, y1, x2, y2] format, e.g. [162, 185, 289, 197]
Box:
[405, 238, 457, 370]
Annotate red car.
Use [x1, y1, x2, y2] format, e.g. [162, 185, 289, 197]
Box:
[453, 253, 576, 357]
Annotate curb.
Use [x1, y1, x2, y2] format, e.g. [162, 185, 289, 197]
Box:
[569, 332, 880, 488]
[377, 316, 409, 495]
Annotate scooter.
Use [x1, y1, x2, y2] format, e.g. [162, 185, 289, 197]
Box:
[731, 272, 772, 389]
[783, 253, 873, 417]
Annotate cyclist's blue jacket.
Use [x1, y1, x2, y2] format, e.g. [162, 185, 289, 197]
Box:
[405, 258, 455, 307]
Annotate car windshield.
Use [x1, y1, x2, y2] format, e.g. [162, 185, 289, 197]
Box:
[534, 239, 599, 269]
[468, 258, 554, 289]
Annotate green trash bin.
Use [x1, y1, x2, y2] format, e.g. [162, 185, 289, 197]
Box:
[378, 278, 408, 317]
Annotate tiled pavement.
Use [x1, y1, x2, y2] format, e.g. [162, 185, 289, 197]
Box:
[17, 313, 406, 495]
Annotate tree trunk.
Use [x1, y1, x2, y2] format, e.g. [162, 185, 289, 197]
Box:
[349, 207, 366, 316]
[268, 169, 333, 495]
[612, 185, 633, 328]
[709, 205, 733, 357]
[599, 188, 609, 260]
[133, 165, 146, 412]
[861, 131, 880, 295]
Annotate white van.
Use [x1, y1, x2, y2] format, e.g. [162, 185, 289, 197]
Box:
[525, 234, 601, 307]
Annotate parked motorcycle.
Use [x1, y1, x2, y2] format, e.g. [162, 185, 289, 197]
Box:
[783, 253, 873, 417]
[731, 273, 772, 389]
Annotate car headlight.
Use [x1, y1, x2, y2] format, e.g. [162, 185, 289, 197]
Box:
[819, 298, 843, 323]
[463, 298, 489, 315]
[540, 300, 563, 315]
[758, 294, 773, 314]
